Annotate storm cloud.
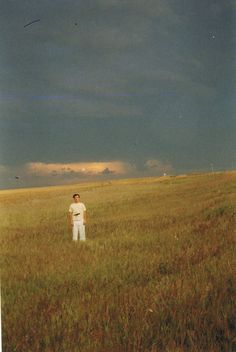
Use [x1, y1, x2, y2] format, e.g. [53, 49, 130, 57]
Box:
[0, 0, 235, 188]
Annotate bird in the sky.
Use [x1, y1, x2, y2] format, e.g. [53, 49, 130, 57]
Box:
[24, 19, 40, 28]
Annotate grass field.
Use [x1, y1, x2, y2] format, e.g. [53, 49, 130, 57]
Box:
[1, 172, 236, 352]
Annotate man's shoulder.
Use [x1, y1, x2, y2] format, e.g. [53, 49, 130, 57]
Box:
[69, 202, 76, 208]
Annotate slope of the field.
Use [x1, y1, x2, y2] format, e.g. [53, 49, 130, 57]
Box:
[1, 172, 236, 352]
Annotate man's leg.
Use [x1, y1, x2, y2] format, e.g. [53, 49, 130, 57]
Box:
[78, 221, 86, 241]
[72, 221, 79, 241]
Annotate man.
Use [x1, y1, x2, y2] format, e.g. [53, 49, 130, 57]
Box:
[68, 193, 87, 241]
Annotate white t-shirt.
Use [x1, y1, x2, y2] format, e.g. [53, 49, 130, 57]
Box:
[69, 202, 86, 221]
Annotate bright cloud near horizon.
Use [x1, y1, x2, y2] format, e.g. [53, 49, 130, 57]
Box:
[0, 0, 236, 189]
[0, 158, 172, 187]
[26, 161, 134, 176]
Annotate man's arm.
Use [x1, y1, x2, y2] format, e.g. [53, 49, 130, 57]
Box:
[83, 210, 87, 225]
[68, 212, 73, 226]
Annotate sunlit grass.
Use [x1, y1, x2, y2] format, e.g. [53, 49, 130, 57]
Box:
[1, 172, 236, 351]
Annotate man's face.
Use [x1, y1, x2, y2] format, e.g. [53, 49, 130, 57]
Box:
[74, 195, 80, 203]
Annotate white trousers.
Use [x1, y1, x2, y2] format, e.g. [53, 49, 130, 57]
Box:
[72, 220, 86, 241]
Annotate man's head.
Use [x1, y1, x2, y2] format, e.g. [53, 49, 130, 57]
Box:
[73, 194, 80, 203]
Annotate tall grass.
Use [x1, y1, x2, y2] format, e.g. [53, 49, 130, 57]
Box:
[1, 172, 236, 351]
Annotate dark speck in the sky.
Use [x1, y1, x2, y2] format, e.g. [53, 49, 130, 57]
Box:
[24, 19, 40, 28]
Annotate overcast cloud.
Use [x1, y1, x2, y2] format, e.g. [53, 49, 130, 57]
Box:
[0, 0, 236, 188]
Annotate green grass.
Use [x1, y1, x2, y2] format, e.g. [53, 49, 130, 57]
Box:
[1, 172, 236, 351]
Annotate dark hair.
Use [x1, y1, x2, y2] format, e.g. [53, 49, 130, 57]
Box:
[73, 193, 80, 198]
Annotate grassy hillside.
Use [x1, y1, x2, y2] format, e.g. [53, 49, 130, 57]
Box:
[1, 172, 236, 352]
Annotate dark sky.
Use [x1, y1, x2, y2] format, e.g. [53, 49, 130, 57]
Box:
[0, 0, 236, 188]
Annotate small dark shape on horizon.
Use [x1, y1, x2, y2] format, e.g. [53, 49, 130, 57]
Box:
[24, 19, 40, 28]
[15, 176, 20, 179]
[100, 168, 114, 175]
